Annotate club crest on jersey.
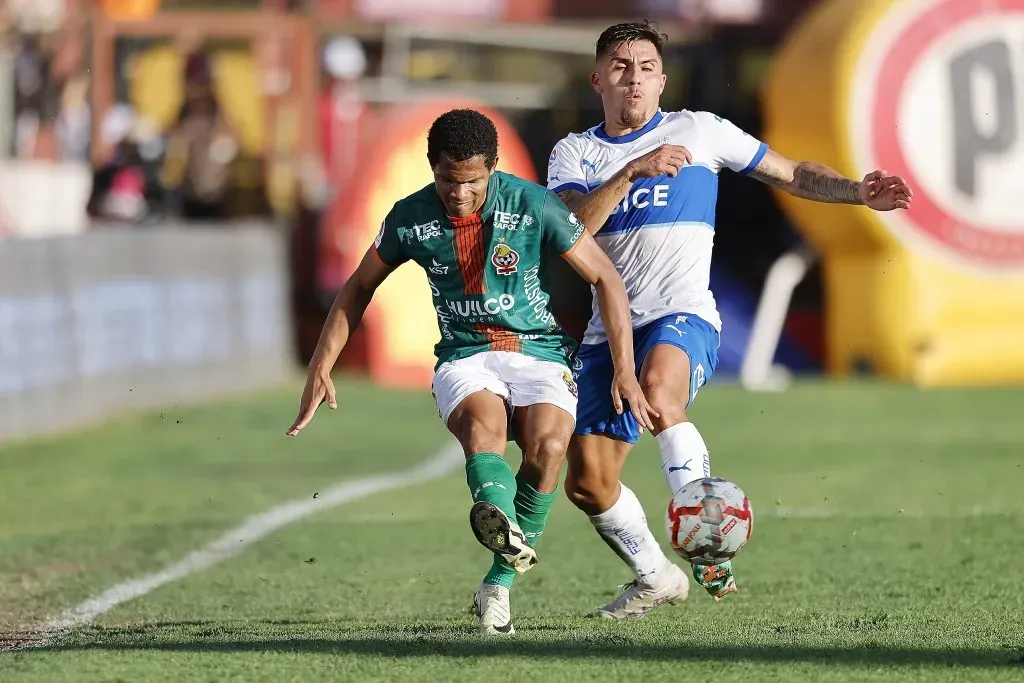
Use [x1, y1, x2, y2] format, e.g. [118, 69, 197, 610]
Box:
[492, 243, 520, 276]
[562, 370, 578, 398]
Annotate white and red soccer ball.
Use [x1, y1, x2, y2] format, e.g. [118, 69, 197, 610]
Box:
[666, 477, 753, 565]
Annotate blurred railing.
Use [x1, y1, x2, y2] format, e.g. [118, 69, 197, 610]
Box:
[0, 221, 294, 442]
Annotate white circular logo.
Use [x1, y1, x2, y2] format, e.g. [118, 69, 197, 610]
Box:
[852, 0, 1024, 268]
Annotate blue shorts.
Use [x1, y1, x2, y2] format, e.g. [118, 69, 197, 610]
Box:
[572, 313, 720, 444]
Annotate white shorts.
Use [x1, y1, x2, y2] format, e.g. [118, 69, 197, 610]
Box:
[432, 351, 578, 426]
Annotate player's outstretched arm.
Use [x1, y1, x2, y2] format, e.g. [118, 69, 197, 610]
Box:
[748, 148, 913, 210]
[557, 144, 692, 235]
[563, 233, 659, 431]
[286, 248, 395, 436]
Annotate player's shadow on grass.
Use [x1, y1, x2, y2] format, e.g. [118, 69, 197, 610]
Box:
[52, 622, 1022, 669]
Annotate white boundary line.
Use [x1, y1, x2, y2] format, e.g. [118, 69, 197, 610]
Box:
[8, 441, 465, 651]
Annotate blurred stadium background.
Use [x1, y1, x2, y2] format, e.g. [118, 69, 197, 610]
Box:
[1, 0, 1023, 680]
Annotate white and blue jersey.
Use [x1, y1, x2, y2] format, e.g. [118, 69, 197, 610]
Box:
[548, 109, 766, 442]
[548, 108, 767, 343]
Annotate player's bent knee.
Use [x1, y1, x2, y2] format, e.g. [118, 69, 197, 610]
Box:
[521, 431, 569, 492]
[530, 432, 569, 463]
[564, 434, 629, 513]
[640, 378, 688, 428]
[564, 471, 619, 514]
[564, 477, 592, 508]
[462, 429, 506, 456]
[451, 415, 507, 456]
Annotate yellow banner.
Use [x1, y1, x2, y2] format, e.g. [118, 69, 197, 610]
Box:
[763, 0, 1024, 386]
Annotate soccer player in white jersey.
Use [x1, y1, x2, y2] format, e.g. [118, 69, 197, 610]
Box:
[548, 21, 913, 619]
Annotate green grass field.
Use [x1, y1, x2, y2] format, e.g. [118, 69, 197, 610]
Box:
[1, 378, 1022, 682]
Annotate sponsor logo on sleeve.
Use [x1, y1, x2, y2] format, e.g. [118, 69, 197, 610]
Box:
[568, 212, 585, 243]
[405, 220, 443, 243]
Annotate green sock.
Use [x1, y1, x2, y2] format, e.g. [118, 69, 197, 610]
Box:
[484, 474, 558, 589]
[465, 453, 518, 520]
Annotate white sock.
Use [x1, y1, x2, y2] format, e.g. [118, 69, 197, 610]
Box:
[589, 483, 674, 584]
[657, 421, 711, 495]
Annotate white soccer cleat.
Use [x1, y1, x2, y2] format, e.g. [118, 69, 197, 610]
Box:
[469, 501, 537, 574]
[594, 562, 690, 620]
[472, 583, 515, 635]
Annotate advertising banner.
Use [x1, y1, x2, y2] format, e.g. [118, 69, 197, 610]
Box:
[0, 223, 293, 442]
[764, 0, 1024, 385]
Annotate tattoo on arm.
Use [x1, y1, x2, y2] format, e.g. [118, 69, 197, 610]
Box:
[750, 154, 862, 204]
[791, 163, 861, 204]
[748, 159, 792, 187]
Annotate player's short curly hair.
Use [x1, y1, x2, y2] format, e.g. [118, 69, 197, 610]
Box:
[595, 21, 668, 60]
[427, 109, 498, 170]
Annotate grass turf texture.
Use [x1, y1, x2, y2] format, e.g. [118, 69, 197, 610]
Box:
[1, 378, 1022, 681]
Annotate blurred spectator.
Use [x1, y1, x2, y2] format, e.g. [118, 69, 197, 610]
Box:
[320, 36, 369, 200]
[13, 34, 46, 159]
[50, 17, 89, 162]
[87, 105, 164, 224]
[161, 50, 240, 221]
[312, 37, 370, 294]
[55, 72, 90, 162]
[9, 2, 87, 163]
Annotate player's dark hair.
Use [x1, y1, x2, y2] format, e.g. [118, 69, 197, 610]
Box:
[427, 109, 499, 170]
[595, 21, 667, 60]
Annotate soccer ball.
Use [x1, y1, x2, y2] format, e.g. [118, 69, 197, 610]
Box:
[665, 477, 753, 565]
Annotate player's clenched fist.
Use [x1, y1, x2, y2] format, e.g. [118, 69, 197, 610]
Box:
[625, 144, 692, 180]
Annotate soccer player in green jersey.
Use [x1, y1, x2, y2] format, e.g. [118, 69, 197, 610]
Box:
[287, 109, 656, 634]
